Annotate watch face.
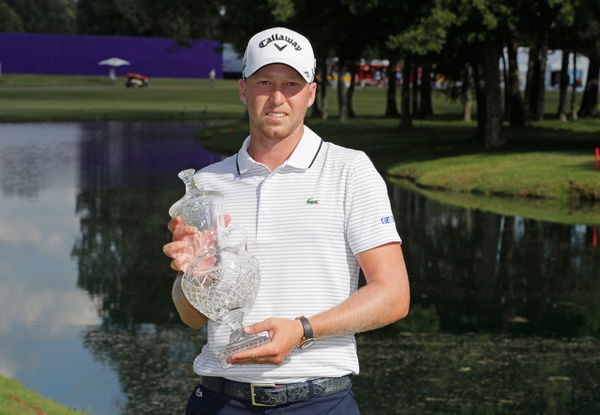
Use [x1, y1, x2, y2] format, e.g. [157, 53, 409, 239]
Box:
[298, 338, 315, 350]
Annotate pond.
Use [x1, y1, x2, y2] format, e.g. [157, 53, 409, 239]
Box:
[0, 122, 598, 414]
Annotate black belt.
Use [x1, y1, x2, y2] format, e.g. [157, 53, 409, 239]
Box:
[197, 375, 352, 407]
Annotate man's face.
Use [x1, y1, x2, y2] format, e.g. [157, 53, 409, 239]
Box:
[239, 64, 316, 142]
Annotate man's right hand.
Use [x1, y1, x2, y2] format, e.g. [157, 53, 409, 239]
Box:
[162, 215, 231, 272]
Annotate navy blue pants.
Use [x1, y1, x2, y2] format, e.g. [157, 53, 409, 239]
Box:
[185, 383, 360, 415]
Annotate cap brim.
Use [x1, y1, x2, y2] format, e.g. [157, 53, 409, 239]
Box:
[244, 58, 313, 83]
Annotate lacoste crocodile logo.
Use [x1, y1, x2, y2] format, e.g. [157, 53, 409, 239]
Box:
[306, 198, 319, 205]
[274, 43, 287, 51]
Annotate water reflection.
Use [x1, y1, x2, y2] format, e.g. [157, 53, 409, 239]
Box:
[71, 122, 221, 327]
[0, 123, 80, 198]
[0, 122, 220, 414]
[76, 122, 221, 190]
[2, 121, 599, 414]
[390, 183, 600, 338]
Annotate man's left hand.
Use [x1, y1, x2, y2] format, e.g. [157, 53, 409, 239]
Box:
[227, 318, 304, 365]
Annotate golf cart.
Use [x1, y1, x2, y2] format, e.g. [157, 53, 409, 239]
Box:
[125, 73, 150, 88]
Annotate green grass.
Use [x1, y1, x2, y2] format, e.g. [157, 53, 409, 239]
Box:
[390, 178, 600, 225]
[388, 151, 600, 200]
[0, 376, 85, 415]
[0, 74, 243, 121]
[2, 73, 599, 223]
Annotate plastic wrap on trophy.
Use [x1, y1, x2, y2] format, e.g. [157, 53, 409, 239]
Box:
[169, 169, 270, 368]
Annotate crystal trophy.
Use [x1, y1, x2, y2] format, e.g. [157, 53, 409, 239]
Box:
[168, 169, 270, 368]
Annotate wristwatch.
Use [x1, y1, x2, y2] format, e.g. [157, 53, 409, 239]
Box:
[295, 316, 315, 350]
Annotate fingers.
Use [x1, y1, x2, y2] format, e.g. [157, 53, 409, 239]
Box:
[230, 343, 274, 365]
[243, 320, 271, 335]
[228, 318, 304, 366]
[170, 215, 232, 233]
[167, 216, 183, 233]
[164, 243, 193, 271]
[165, 214, 232, 273]
[170, 258, 188, 272]
[168, 217, 201, 244]
[173, 224, 200, 241]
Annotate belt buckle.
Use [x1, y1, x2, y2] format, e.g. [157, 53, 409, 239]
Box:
[250, 383, 276, 407]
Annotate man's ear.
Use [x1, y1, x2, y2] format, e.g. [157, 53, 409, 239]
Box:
[239, 79, 247, 105]
[307, 82, 317, 107]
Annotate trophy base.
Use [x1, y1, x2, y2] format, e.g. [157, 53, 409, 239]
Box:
[216, 330, 270, 369]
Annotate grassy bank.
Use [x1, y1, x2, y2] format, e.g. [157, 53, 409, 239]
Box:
[0, 376, 84, 415]
[2, 73, 599, 222]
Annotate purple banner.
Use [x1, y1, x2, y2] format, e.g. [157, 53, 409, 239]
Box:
[0, 33, 222, 78]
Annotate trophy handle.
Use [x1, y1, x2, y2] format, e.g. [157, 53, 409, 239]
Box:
[223, 224, 247, 253]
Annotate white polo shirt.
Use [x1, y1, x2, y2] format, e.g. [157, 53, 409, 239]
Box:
[191, 125, 401, 383]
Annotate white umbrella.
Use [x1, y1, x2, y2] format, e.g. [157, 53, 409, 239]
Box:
[98, 57, 131, 80]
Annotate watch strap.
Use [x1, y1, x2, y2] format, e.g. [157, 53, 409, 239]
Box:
[297, 316, 314, 340]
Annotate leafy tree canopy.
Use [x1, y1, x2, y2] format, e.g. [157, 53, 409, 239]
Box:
[5, 0, 75, 33]
[0, 1, 23, 32]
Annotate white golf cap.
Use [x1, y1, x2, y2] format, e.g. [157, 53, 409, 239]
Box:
[242, 27, 316, 83]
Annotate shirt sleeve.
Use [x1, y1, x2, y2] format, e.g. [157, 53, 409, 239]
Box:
[345, 151, 401, 255]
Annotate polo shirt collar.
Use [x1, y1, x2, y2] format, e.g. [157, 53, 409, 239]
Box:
[236, 125, 323, 175]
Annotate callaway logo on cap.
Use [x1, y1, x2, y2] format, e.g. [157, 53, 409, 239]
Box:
[242, 27, 316, 83]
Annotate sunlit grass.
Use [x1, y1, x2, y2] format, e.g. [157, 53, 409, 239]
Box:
[389, 151, 600, 200]
[0, 375, 86, 415]
[389, 178, 600, 225]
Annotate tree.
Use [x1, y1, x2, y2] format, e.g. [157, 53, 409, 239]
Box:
[385, 0, 455, 126]
[5, 0, 75, 33]
[385, 56, 400, 117]
[521, 0, 576, 121]
[556, 51, 570, 121]
[401, 59, 413, 127]
[576, 0, 600, 117]
[420, 64, 434, 117]
[0, 1, 23, 32]
[440, 0, 508, 147]
[579, 59, 599, 117]
[548, 1, 579, 121]
[505, 38, 526, 126]
[76, 0, 136, 35]
[481, 39, 504, 148]
[77, 0, 222, 39]
[498, 0, 527, 126]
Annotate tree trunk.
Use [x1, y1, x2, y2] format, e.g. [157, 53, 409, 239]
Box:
[534, 40, 549, 120]
[500, 49, 509, 121]
[481, 41, 505, 148]
[385, 57, 399, 117]
[507, 39, 525, 126]
[524, 47, 535, 120]
[347, 62, 357, 118]
[578, 58, 599, 117]
[337, 61, 349, 122]
[473, 59, 486, 141]
[420, 64, 433, 117]
[411, 63, 420, 118]
[570, 52, 578, 120]
[463, 64, 473, 122]
[557, 50, 569, 121]
[400, 58, 413, 127]
[529, 31, 549, 121]
[311, 56, 328, 120]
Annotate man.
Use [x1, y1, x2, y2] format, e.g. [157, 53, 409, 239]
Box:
[163, 27, 410, 414]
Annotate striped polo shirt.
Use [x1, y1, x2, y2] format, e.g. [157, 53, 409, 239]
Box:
[191, 125, 401, 383]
